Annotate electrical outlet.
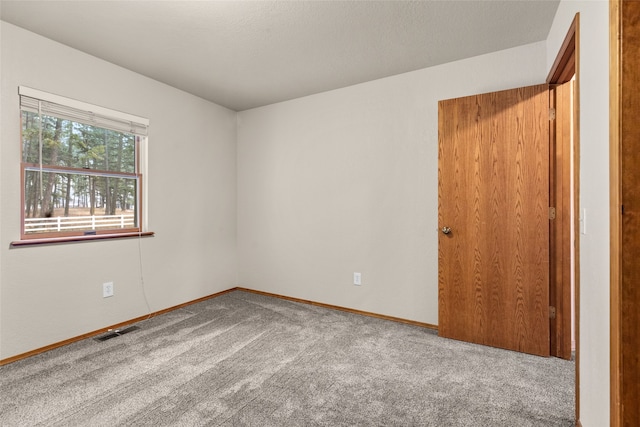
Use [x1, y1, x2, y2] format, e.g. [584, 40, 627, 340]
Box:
[103, 282, 114, 298]
[353, 272, 362, 286]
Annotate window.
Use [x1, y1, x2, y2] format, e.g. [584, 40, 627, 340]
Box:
[19, 87, 149, 240]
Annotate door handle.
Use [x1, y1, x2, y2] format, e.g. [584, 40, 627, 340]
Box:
[441, 226, 452, 235]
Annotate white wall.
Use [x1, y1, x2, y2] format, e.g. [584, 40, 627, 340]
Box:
[547, 2, 610, 426]
[237, 41, 547, 325]
[0, 13, 4, 362]
[0, 22, 238, 360]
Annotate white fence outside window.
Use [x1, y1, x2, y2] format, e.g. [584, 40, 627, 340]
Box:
[24, 214, 135, 233]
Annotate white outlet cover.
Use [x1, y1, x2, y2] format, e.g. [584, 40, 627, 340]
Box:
[354, 272, 362, 286]
[103, 282, 114, 298]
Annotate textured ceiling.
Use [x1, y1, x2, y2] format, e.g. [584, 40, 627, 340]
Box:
[0, 0, 560, 111]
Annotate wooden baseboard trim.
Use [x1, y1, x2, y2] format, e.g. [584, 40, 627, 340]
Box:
[0, 287, 237, 366]
[1, 286, 437, 366]
[236, 287, 439, 331]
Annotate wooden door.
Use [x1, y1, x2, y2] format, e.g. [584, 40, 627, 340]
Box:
[438, 84, 550, 357]
[549, 80, 574, 360]
[612, 1, 640, 424]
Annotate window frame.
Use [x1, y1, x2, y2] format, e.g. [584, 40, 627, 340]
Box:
[16, 87, 150, 243]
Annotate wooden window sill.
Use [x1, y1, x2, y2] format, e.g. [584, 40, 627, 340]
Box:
[11, 231, 155, 247]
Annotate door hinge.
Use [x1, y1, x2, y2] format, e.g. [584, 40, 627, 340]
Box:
[549, 207, 556, 220]
[549, 306, 556, 319]
[549, 107, 556, 120]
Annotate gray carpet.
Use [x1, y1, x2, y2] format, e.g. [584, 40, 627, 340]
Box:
[0, 290, 574, 426]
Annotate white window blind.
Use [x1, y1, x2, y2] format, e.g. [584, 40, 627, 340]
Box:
[19, 86, 149, 136]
